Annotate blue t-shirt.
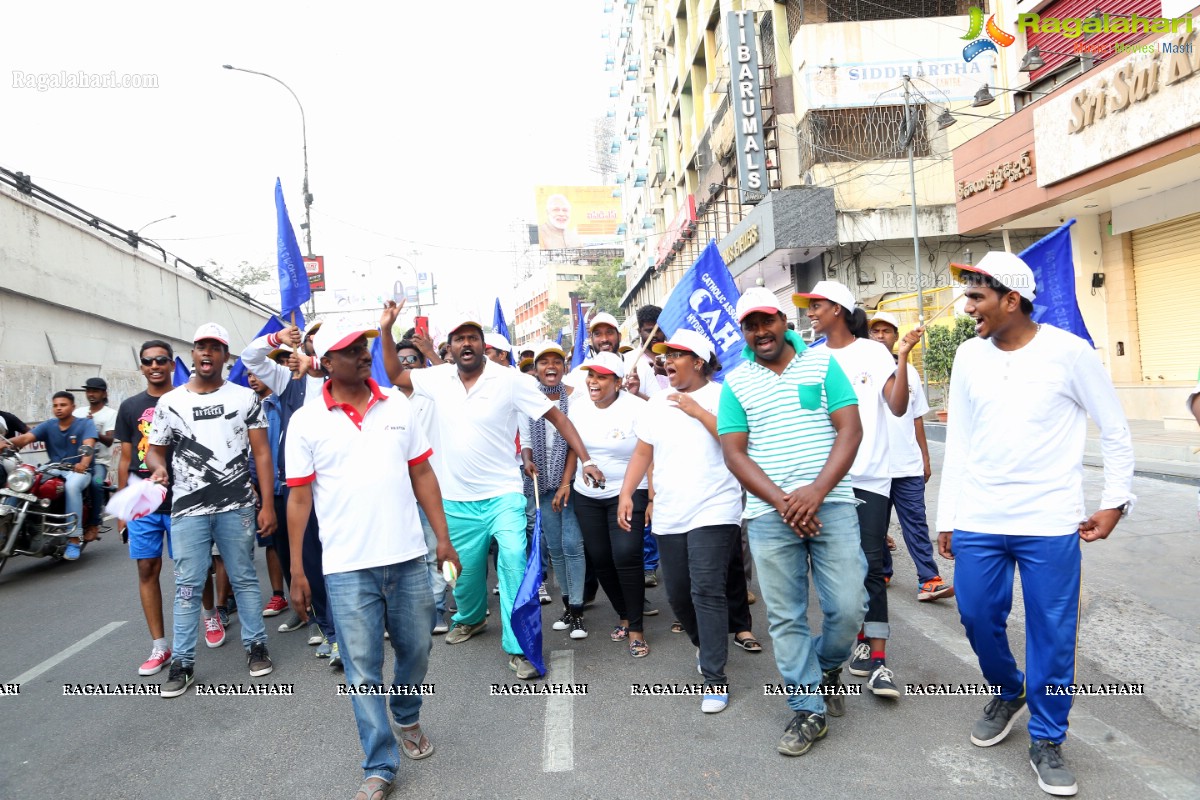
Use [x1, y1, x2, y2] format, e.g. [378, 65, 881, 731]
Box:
[33, 417, 99, 466]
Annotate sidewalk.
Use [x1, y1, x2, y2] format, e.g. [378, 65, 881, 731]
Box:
[925, 418, 1200, 484]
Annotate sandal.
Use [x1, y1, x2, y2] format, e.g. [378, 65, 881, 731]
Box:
[733, 634, 763, 653]
[629, 638, 649, 658]
[610, 625, 629, 642]
[353, 776, 391, 800]
[398, 723, 435, 760]
[670, 621, 684, 634]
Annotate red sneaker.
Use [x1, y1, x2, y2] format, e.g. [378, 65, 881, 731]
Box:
[918, 577, 955, 602]
[262, 595, 288, 617]
[138, 647, 172, 676]
[204, 614, 226, 648]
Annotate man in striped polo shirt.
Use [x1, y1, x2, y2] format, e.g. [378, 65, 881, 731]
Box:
[717, 287, 867, 758]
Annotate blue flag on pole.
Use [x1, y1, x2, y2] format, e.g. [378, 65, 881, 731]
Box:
[656, 239, 746, 380]
[1019, 219, 1093, 346]
[227, 315, 292, 388]
[555, 328, 563, 347]
[571, 304, 588, 368]
[276, 179, 311, 316]
[173, 357, 190, 387]
[370, 332, 393, 389]
[492, 298, 510, 343]
[510, 502, 546, 676]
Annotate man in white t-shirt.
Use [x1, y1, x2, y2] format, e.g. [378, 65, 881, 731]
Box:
[936, 253, 1135, 797]
[867, 311, 953, 602]
[285, 325, 459, 799]
[623, 304, 669, 400]
[73, 377, 117, 542]
[379, 303, 604, 680]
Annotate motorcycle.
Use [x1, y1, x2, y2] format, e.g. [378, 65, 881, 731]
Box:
[0, 444, 105, 575]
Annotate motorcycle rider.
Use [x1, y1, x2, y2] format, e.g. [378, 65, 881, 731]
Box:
[5, 391, 98, 561]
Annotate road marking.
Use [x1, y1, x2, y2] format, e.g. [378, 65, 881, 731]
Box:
[542, 649, 574, 772]
[9, 621, 126, 685]
[906, 604, 1199, 799]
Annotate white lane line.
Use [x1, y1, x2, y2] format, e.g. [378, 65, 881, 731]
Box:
[542, 649, 575, 773]
[906, 605, 1199, 799]
[9, 621, 126, 685]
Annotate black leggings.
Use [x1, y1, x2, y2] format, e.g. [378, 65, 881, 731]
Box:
[574, 490, 648, 632]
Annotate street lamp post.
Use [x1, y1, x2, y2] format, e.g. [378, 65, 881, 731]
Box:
[902, 75, 930, 400]
[135, 214, 176, 235]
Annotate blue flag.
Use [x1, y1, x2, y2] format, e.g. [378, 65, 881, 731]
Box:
[276, 179, 311, 315]
[571, 304, 588, 368]
[173, 357, 190, 387]
[227, 315, 292, 388]
[1020, 219, 1093, 346]
[555, 328, 563, 346]
[492, 298, 510, 343]
[510, 504, 546, 676]
[369, 331, 393, 389]
[656, 239, 746, 380]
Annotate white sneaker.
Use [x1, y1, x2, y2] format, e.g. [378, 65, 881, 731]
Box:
[552, 610, 571, 631]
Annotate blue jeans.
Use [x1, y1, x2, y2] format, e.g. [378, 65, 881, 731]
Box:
[747, 502, 867, 715]
[419, 507, 447, 630]
[526, 490, 586, 607]
[46, 469, 91, 538]
[325, 558, 434, 784]
[170, 507, 267, 666]
[888, 475, 940, 585]
[87, 463, 107, 528]
[642, 523, 659, 571]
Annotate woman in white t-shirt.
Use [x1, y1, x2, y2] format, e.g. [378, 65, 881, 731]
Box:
[569, 352, 650, 657]
[618, 330, 750, 714]
[798, 280, 917, 699]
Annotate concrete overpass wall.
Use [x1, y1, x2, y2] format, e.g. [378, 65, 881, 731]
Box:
[0, 182, 269, 423]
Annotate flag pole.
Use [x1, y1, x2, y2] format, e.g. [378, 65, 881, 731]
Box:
[622, 322, 660, 390]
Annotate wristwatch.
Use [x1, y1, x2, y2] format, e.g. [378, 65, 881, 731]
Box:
[581, 459, 598, 469]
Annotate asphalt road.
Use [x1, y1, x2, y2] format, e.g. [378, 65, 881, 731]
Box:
[2, 443, 1198, 800]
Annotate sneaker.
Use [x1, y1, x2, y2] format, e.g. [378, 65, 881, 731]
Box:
[538, 583, 552, 605]
[644, 569, 658, 588]
[139, 647, 172, 677]
[821, 666, 846, 717]
[917, 577, 955, 602]
[216, 606, 231, 629]
[848, 641, 871, 676]
[224, 596, 237, 616]
[747, 590, 757, 605]
[643, 598, 659, 616]
[315, 637, 332, 658]
[63, 542, 82, 561]
[569, 614, 588, 640]
[247, 642, 273, 677]
[329, 642, 343, 669]
[445, 620, 487, 645]
[432, 613, 450, 635]
[868, 663, 901, 698]
[701, 691, 729, 713]
[971, 694, 1028, 747]
[1029, 739, 1078, 796]
[508, 654, 540, 680]
[552, 610, 572, 631]
[262, 594, 288, 616]
[777, 711, 828, 757]
[884, 575, 892, 587]
[160, 661, 194, 698]
[277, 610, 306, 632]
[306, 623, 324, 646]
[204, 614, 226, 648]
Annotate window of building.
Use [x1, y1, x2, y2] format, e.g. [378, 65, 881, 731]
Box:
[801, 104, 930, 170]
[556, 273, 584, 281]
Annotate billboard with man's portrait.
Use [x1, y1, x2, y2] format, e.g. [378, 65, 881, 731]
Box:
[534, 185, 621, 251]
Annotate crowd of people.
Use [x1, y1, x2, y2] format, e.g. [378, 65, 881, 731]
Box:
[2, 251, 1168, 799]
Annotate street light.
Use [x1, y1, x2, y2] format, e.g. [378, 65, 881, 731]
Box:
[901, 75, 930, 400]
[222, 65, 314, 259]
[136, 214, 176, 235]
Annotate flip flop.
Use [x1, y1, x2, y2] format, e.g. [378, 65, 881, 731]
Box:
[733, 635, 763, 653]
[398, 724, 435, 760]
[353, 776, 391, 800]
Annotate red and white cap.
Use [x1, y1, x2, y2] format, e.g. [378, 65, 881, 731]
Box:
[312, 326, 379, 359]
[580, 351, 625, 378]
[734, 287, 786, 322]
[484, 332, 512, 352]
[950, 251, 1037, 302]
[193, 322, 230, 345]
[652, 328, 715, 362]
[794, 280, 856, 313]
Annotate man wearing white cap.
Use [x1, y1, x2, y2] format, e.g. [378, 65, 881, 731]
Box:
[936, 252, 1135, 797]
[378, 302, 605, 680]
[484, 332, 513, 366]
[285, 325, 459, 798]
[717, 288, 867, 756]
[147, 322, 277, 697]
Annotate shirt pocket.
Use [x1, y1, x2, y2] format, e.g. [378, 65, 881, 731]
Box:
[797, 383, 823, 411]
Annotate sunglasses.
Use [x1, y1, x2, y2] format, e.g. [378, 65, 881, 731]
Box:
[140, 356, 172, 366]
[397, 354, 420, 364]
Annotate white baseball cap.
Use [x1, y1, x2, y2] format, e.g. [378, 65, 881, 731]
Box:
[531, 340, 567, 362]
[312, 326, 378, 360]
[734, 287, 786, 322]
[581, 351, 625, 378]
[192, 322, 230, 345]
[950, 251, 1038, 302]
[302, 321, 323, 341]
[588, 312, 620, 332]
[794, 280, 856, 313]
[652, 329, 715, 362]
[484, 332, 512, 352]
[868, 310, 900, 330]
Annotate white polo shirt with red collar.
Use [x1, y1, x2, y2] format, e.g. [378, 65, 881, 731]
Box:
[285, 379, 432, 575]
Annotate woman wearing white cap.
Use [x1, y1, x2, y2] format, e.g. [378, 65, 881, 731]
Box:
[797, 280, 919, 699]
[569, 351, 652, 656]
[618, 329, 750, 713]
[518, 341, 588, 639]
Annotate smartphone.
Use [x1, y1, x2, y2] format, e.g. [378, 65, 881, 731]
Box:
[415, 315, 430, 339]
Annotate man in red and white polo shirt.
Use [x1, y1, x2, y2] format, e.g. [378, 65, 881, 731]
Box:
[284, 324, 460, 800]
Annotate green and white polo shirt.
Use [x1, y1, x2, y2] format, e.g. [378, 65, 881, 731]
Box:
[717, 330, 859, 520]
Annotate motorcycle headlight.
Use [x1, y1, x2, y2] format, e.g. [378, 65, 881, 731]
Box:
[7, 465, 35, 494]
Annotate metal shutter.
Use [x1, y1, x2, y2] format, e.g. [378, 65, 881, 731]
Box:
[1131, 212, 1200, 382]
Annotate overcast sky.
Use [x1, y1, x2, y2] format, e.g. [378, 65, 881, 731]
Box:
[5, 1, 610, 330]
